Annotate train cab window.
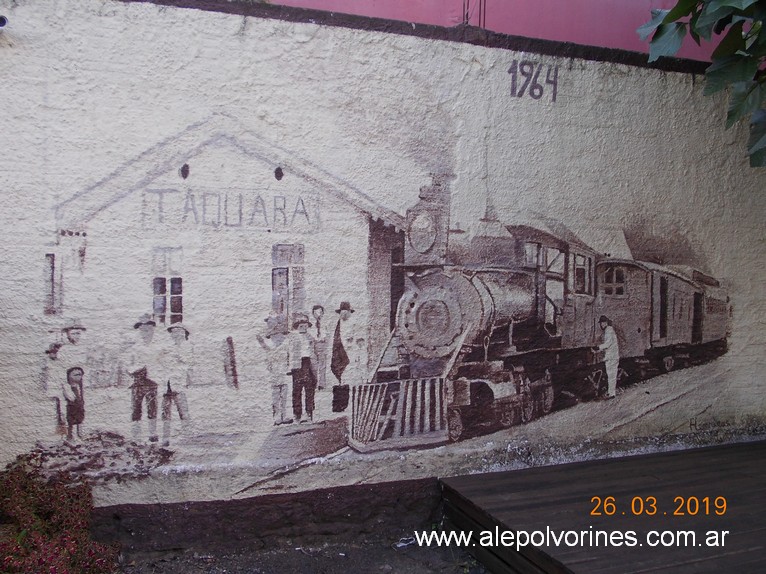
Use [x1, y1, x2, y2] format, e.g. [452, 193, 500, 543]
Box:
[573, 254, 593, 295]
[524, 242, 540, 268]
[545, 246, 565, 276]
[602, 266, 625, 296]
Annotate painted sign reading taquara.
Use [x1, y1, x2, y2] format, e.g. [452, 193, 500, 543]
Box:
[143, 188, 316, 229]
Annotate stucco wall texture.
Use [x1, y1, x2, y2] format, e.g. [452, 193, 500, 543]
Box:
[1, 0, 765, 506]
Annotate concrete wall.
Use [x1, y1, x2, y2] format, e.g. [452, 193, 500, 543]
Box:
[1, 0, 765, 507]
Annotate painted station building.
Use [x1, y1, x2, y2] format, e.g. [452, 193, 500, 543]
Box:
[42, 114, 411, 436]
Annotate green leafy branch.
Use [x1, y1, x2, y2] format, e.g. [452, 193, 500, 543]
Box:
[638, 0, 766, 166]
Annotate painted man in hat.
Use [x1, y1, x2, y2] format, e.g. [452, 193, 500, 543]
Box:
[311, 305, 328, 390]
[256, 313, 292, 425]
[598, 315, 620, 400]
[62, 366, 85, 443]
[330, 301, 355, 386]
[45, 318, 88, 440]
[160, 322, 192, 446]
[126, 313, 162, 442]
[52, 318, 88, 370]
[287, 312, 318, 423]
[165, 322, 194, 388]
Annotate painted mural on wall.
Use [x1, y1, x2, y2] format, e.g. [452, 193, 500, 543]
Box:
[35, 111, 733, 484]
[2, 0, 764, 504]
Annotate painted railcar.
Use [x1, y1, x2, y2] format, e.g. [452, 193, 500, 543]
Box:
[596, 260, 729, 379]
[348, 182, 729, 452]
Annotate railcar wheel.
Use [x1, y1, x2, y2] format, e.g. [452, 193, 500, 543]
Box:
[448, 408, 464, 442]
[585, 368, 603, 399]
[520, 382, 534, 424]
[662, 356, 675, 373]
[539, 371, 554, 414]
[499, 402, 516, 428]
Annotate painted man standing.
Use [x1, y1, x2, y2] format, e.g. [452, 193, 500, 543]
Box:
[330, 301, 355, 385]
[288, 313, 318, 423]
[160, 322, 192, 446]
[127, 314, 162, 442]
[63, 366, 85, 443]
[47, 318, 88, 437]
[598, 315, 620, 400]
[165, 322, 194, 388]
[256, 314, 293, 425]
[311, 305, 328, 390]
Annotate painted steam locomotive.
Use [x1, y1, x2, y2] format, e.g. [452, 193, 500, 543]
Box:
[348, 179, 730, 451]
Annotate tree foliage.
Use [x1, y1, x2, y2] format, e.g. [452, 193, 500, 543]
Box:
[639, 0, 766, 166]
[0, 453, 119, 573]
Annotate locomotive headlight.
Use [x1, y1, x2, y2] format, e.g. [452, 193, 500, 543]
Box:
[399, 271, 479, 359]
[407, 212, 437, 254]
[415, 300, 450, 334]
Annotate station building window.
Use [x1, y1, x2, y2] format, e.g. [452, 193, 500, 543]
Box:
[152, 247, 183, 324]
[272, 243, 305, 323]
[602, 265, 625, 296]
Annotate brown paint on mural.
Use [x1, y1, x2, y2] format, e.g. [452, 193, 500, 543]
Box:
[224, 336, 238, 389]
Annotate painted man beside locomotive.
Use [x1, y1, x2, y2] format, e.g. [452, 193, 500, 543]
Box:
[350, 197, 731, 450]
[597, 315, 620, 400]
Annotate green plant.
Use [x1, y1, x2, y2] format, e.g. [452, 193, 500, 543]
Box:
[0, 453, 118, 574]
[638, 0, 766, 166]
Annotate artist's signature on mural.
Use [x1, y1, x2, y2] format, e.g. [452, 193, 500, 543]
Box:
[508, 60, 559, 103]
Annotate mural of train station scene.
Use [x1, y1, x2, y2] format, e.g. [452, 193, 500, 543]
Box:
[1, 0, 765, 507]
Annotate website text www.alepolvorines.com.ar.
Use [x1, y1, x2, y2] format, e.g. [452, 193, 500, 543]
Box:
[414, 526, 730, 551]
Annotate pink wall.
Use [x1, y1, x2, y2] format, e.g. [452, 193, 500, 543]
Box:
[272, 0, 713, 62]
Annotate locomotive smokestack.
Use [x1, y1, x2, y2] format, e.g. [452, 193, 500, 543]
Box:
[403, 173, 453, 267]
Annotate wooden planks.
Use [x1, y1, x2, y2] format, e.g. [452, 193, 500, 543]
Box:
[442, 441, 766, 574]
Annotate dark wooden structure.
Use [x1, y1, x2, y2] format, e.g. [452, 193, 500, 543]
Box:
[442, 440, 766, 573]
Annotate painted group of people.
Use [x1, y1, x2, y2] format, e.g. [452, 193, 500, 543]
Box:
[47, 314, 193, 445]
[47, 299, 358, 444]
[257, 301, 359, 426]
[126, 314, 192, 444]
[47, 310, 619, 447]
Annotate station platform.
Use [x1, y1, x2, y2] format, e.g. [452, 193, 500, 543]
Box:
[442, 440, 766, 573]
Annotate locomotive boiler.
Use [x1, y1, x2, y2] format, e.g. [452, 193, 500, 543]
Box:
[348, 178, 730, 452]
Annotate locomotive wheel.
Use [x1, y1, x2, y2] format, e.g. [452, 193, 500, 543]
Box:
[499, 402, 517, 428]
[539, 383, 554, 415]
[585, 368, 603, 399]
[520, 386, 534, 424]
[448, 408, 464, 442]
[662, 356, 675, 373]
[617, 366, 637, 387]
[539, 370, 554, 414]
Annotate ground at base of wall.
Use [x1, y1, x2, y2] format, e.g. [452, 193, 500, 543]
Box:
[118, 533, 487, 574]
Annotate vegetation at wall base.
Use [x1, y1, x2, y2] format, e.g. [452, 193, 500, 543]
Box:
[0, 452, 119, 574]
[639, 0, 766, 167]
